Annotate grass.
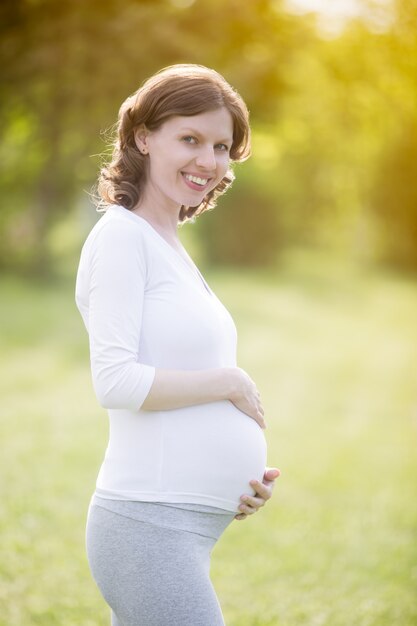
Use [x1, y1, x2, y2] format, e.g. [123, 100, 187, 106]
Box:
[0, 251, 416, 626]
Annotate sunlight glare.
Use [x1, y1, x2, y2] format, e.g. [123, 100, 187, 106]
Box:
[284, 0, 393, 36]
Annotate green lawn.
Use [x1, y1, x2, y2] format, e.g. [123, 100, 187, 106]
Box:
[1, 253, 416, 626]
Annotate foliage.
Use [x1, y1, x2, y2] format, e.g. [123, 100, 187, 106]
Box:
[368, 0, 417, 268]
[195, 160, 283, 267]
[0, 0, 417, 271]
[371, 122, 417, 269]
[0, 0, 301, 272]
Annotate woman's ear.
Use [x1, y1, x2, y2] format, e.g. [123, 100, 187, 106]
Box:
[134, 125, 149, 155]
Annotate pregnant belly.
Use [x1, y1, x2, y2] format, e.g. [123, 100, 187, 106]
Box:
[159, 401, 268, 510]
[99, 401, 268, 513]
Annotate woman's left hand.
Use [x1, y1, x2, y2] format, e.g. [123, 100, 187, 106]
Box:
[235, 467, 281, 521]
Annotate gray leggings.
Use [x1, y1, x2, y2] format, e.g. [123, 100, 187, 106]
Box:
[85, 498, 235, 626]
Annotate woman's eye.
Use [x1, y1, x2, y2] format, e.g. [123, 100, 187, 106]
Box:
[216, 144, 230, 152]
[182, 136, 197, 144]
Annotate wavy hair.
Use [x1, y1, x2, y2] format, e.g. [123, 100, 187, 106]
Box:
[96, 64, 251, 221]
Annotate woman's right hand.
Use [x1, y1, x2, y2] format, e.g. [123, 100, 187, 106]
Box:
[142, 366, 266, 426]
[228, 368, 266, 429]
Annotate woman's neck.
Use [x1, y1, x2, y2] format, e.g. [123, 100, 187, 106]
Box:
[132, 197, 181, 245]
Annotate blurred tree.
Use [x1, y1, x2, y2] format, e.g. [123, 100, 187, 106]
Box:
[368, 0, 417, 269]
[0, 0, 301, 274]
[2, 0, 416, 273]
[371, 122, 417, 269]
[0, 0, 164, 273]
[255, 4, 417, 267]
[196, 161, 282, 266]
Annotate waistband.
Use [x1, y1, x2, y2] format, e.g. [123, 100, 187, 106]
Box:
[89, 494, 235, 539]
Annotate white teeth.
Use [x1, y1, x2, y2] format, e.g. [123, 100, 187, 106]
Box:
[184, 174, 209, 186]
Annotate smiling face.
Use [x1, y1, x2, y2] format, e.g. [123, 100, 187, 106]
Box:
[134, 107, 234, 213]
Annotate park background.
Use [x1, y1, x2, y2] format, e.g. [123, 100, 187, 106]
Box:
[1, 0, 416, 624]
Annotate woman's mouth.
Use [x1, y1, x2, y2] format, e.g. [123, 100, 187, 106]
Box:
[182, 172, 212, 191]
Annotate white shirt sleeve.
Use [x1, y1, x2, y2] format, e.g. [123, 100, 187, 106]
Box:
[86, 218, 155, 411]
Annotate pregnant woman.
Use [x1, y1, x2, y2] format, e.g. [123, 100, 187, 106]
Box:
[76, 63, 280, 626]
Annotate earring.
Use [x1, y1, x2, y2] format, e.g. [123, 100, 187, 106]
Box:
[141, 148, 148, 154]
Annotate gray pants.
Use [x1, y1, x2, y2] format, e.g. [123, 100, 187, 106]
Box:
[85, 498, 235, 626]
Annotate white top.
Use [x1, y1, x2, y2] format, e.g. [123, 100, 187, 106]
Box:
[75, 204, 267, 512]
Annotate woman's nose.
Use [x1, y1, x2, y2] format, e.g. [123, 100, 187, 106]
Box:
[195, 146, 217, 170]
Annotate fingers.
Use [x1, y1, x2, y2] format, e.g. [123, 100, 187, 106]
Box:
[262, 467, 281, 485]
[246, 403, 265, 429]
[237, 495, 265, 519]
[265, 467, 281, 479]
[237, 494, 264, 517]
[231, 368, 266, 429]
[246, 392, 266, 429]
[255, 393, 265, 427]
[234, 468, 281, 522]
[256, 394, 266, 428]
[256, 411, 267, 430]
[249, 479, 274, 501]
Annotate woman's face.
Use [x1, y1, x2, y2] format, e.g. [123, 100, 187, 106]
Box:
[135, 107, 234, 211]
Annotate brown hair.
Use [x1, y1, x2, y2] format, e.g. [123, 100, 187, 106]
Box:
[96, 64, 251, 221]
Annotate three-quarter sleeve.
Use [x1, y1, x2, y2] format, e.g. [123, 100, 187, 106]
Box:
[87, 218, 155, 411]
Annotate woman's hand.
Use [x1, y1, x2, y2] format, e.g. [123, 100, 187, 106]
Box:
[228, 367, 266, 429]
[235, 467, 280, 521]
